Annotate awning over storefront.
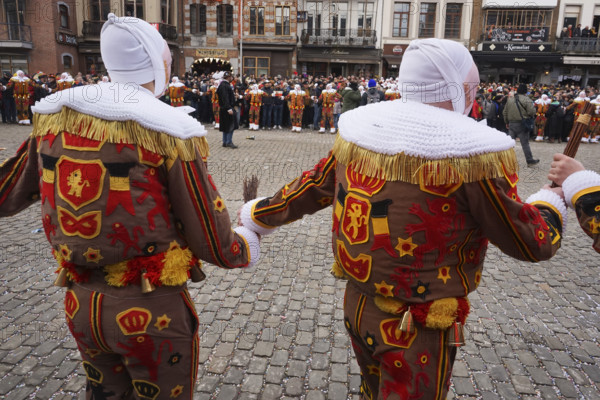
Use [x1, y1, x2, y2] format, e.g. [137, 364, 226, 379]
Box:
[482, 0, 557, 8]
[298, 48, 381, 65]
[472, 53, 562, 63]
[563, 56, 600, 66]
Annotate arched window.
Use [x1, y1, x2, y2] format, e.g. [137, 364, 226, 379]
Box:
[59, 4, 69, 29]
[217, 4, 233, 36]
[62, 54, 73, 70]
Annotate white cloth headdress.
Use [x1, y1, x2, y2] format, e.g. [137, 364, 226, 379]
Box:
[398, 38, 477, 114]
[100, 13, 171, 97]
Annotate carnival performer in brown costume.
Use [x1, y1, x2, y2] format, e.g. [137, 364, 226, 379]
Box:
[168, 76, 187, 107]
[318, 83, 341, 133]
[549, 153, 600, 253]
[245, 84, 266, 131]
[209, 78, 220, 129]
[533, 94, 551, 142]
[286, 84, 308, 132]
[0, 14, 260, 399]
[8, 70, 33, 125]
[57, 72, 75, 91]
[238, 39, 566, 400]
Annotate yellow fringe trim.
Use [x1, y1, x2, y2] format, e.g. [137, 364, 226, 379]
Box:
[32, 107, 209, 161]
[374, 296, 407, 315]
[425, 297, 459, 330]
[104, 261, 129, 287]
[332, 135, 518, 184]
[161, 242, 194, 286]
[330, 260, 346, 279]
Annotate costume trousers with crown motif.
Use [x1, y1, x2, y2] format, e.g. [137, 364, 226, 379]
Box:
[320, 105, 335, 129]
[344, 283, 457, 400]
[65, 273, 199, 400]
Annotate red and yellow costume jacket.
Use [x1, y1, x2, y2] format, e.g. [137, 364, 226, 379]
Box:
[384, 90, 400, 101]
[57, 80, 74, 91]
[286, 90, 308, 111]
[0, 82, 259, 288]
[240, 100, 566, 330]
[9, 77, 34, 105]
[245, 89, 266, 108]
[168, 83, 187, 107]
[318, 90, 341, 110]
[562, 170, 600, 253]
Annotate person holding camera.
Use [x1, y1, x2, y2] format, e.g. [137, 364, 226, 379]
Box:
[503, 84, 538, 166]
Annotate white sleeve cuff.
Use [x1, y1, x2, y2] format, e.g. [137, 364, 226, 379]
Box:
[239, 197, 278, 236]
[562, 170, 600, 209]
[526, 189, 568, 229]
[234, 226, 260, 268]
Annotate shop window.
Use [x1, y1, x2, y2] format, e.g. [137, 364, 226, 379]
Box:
[89, 0, 110, 20]
[393, 2, 410, 37]
[59, 4, 69, 29]
[419, 3, 436, 38]
[444, 3, 462, 39]
[275, 6, 290, 36]
[244, 57, 269, 78]
[125, 0, 144, 19]
[190, 4, 206, 35]
[0, 56, 28, 75]
[85, 55, 105, 76]
[217, 4, 233, 36]
[250, 7, 265, 35]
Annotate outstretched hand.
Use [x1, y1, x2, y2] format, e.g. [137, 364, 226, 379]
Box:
[548, 153, 585, 186]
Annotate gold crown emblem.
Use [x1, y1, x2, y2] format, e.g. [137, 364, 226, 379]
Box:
[116, 307, 152, 336]
[83, 361, 103, 384]
[346, 164, 385, 197]
[133, 380, 160, 399]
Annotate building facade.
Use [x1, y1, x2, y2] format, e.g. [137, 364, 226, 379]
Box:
[380, 0, 473, 77]
[76, 0, 180, 77]
[469, 0, 562, 84]
[1, 0, 81, 75]
[555, 0, 600, 87]
[295, 0, 382, 77]
[181, 0, 298, 78]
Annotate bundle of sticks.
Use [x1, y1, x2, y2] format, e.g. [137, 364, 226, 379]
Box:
[551, 101, 597, 188]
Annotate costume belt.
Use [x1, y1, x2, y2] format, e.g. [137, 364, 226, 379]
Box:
[53, 242, 201, 289]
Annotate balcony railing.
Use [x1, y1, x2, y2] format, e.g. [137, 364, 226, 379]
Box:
[83, 20, 177, 41]
[556, 37, 600, 53]
[0, 23, 32, 43]
[301, 29, 377, 47]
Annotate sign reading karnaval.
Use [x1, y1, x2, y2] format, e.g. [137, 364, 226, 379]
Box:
[195, 49, 228, 58]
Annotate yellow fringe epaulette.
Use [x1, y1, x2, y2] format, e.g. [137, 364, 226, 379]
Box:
[32, 107, 209, 161]
[331, 135, 518, 184]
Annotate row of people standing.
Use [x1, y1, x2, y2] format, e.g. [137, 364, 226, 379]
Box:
[166, 74, 402, 133]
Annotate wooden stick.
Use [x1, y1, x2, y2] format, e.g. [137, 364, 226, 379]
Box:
[551, 101, 596, 187]
[243, 175, 259, 202]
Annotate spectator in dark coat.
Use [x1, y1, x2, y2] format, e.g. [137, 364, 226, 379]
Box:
[218, 71, 238, 148]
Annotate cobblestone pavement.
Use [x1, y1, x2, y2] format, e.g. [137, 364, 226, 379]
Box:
[0, 121, 599, 400]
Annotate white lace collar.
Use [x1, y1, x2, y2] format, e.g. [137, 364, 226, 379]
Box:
[32, 82, 206, 139]
[338, 100, 515, 159]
